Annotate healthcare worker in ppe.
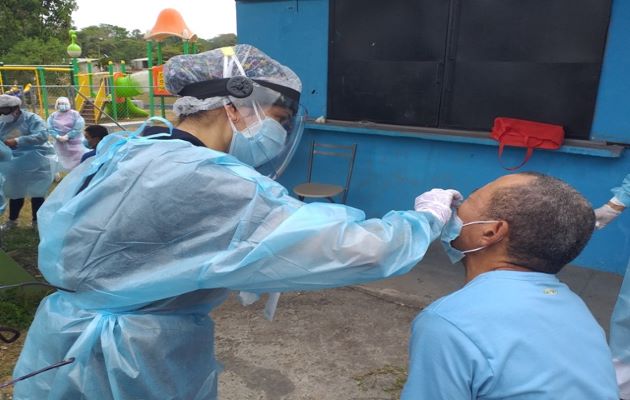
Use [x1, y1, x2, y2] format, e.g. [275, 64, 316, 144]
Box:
[0, 94, 56, 230]
[12, 45, 461, 400]
[47, 97, 86, 172]
[594, 173, 630, 399]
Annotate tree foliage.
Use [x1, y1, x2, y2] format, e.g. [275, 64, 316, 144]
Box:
[0, 0, 77, 56]
[0, 1, 236, 68]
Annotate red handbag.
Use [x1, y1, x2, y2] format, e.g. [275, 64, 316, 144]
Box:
[490, 117, 565, 170]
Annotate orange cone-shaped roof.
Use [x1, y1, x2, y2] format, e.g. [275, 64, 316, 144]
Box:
[145, 8, 197, 41]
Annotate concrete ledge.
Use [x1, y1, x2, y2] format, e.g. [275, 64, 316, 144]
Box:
[307, 120, 625, 158]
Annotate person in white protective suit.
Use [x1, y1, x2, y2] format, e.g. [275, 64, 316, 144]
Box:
[47, 97, 86, 172]
[12, 45, 462, 399]
[594, 173, 630, 399]
[0, 94, 56, 230]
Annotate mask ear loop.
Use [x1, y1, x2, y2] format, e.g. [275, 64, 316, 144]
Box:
[459, 220, 504, 254]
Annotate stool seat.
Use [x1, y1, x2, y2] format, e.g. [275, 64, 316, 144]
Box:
[293, 183, 344, 198]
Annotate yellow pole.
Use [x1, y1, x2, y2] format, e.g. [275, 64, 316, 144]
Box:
[34, 71, 43, 117]
[0, 67, 71, 72]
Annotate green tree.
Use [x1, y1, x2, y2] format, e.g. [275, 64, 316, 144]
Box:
[197, 33, 237, 52]
[0, 0, 77, 56]
[2, 38, 67, 65]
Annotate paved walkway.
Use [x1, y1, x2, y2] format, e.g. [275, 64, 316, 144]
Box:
[214, 244, 623, 399]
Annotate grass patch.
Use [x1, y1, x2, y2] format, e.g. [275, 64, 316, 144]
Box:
[354, 364, 408, 399]
[0, 290, 42, 330]
[2, 227, 40, 279]
[0, 200, 45, 396]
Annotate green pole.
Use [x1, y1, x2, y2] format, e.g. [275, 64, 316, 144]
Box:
[146, 41, 155, 117]
[67, 30, 82, 89]
[120, 60, 126, 74]
[108, 61, 118, 121]
[37, 67, 50, 118]
[157, 42, 165, 118]
[87, 62, 94, 97]
[183, 40, 190, 55]
[71, 58, 80, 88]
[192, 42, 198, 54]
[0, 62, 5, 93]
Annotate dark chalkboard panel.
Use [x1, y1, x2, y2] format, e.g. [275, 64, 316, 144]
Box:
[328, 0, 612, 139]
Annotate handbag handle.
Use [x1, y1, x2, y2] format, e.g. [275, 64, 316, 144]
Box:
[498, 141, 534, 171]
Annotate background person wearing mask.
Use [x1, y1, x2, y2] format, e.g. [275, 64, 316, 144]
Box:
[594, 173, 630, 399]
[402, 173, 618, 400]
[0, 94, 56, 230]
[13, 45, 462, 399]
[47, 97, 86, 172]
[80, 124, 109, 163]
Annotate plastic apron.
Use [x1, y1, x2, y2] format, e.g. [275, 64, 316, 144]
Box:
[48, 110, 86, 171]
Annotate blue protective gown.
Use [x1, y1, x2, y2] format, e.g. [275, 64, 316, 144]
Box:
[0, 111, 56, 199]
[610, 173, 630, 398]
[13, 132, 443, 399]
[0, 141, 12, 213]
[402, 271, 618, 400]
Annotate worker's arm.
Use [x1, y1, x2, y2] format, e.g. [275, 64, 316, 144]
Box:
[16, 114, 49, 146]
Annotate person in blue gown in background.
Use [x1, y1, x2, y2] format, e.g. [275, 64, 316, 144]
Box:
[594, 173, 630, 399]
[0, 94, 56, 230]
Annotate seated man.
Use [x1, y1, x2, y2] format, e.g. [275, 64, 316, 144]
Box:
[80, 124, 108, 163]
[402, 172, 618, 399]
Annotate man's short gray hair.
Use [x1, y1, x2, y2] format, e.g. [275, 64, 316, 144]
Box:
[484, 172, 595, 274]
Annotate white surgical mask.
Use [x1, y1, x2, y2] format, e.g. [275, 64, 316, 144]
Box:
[58, 104, 70, 112]
[441, 214, 501, 264]
[228, 118, 287, 167]
[0, 114, 15, 123]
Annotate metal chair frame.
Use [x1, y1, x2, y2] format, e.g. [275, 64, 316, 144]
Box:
[295, 141, 357, 203]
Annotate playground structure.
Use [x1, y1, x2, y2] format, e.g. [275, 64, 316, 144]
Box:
[0, 8, 200, 125]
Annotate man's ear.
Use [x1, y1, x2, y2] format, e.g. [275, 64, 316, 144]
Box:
[480, 221, 508, 246]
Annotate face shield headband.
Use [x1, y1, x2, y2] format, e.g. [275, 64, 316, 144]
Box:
[178, 76, 301, 116]
[176, 47, 306, 179]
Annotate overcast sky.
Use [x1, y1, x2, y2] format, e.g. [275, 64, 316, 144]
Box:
[73, 0, 237, 40]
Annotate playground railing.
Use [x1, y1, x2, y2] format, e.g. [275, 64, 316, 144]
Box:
[8, 85, 176, 125]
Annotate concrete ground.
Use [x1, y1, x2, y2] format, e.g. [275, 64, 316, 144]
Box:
[213, 243, 624, 399]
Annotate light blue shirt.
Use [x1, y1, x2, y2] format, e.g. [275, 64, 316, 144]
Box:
[402, 271, 618, 400]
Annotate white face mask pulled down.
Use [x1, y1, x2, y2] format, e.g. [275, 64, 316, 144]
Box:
[0, 113, 16, 124]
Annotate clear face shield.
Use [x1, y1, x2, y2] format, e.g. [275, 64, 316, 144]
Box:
[225, 83, 306, 179]
[177, 48, 306, 180]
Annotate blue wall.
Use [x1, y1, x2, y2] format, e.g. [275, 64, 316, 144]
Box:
[592, 0, 630, 143]
[237, 0, 630, 274]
